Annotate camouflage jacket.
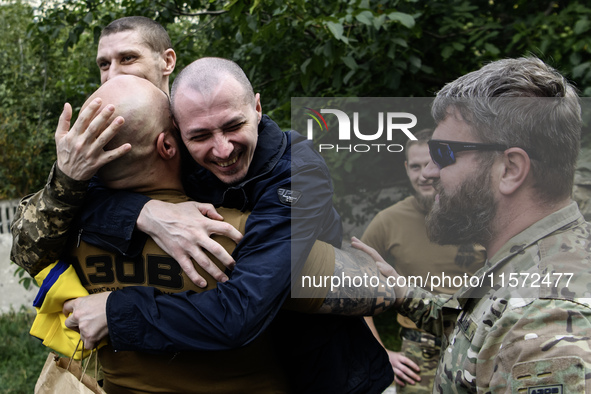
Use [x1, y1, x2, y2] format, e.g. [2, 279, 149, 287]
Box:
[10, 163, 88, 276]
[399, 202, 591, 393]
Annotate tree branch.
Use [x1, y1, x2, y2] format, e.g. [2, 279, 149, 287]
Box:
[174, 9, 228, 17]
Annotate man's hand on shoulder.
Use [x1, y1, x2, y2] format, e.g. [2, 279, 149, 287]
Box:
[137, 200, 243, 288]
[56, 99, 131, 181]
[351, 236, 407, 303]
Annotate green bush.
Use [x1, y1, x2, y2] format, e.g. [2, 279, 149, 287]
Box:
[3, 0, 591, 204]
[0, 308, 49, 393]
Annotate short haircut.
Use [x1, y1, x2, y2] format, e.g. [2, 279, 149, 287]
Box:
[431, 57, 582, 203]
[405, 128, 433, 160]
[170, 57, 255, 115]
[100, 16, 172, 54]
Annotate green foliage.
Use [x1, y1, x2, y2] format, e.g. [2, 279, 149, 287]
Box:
[2, 0, 591, 210]
[0, 0, 98, 199]
[0, 308, 48, 392]
[195, 0, 425, 123]
[374, 308, 402, 351]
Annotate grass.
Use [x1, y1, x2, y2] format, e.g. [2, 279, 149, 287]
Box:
[0, 308, 50, 393]
[0, 307, 401, 393]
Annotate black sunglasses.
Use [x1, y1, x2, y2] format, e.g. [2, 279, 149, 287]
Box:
[428, 139, 509, 169]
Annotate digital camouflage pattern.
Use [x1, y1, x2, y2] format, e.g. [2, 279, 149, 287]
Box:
[399, 202, 591, 393]
[10, 163, 88, 276]
[398, 330, 441, 393]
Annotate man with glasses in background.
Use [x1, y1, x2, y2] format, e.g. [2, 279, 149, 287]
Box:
[355, 57, 591, 392]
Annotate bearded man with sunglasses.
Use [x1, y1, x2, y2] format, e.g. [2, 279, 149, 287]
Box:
[355, 57, 591, 393]
[361, 128, 486, 393]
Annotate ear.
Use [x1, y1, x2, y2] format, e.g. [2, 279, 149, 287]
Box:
[156, 132, 177, 160]
[162, 48, 176, 76]
[498, 147, 531, 196]
[254, 93, 262, 124]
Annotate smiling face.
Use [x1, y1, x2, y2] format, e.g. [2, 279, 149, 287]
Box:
[173, 75, 262, 185]
[96, 30, 172, 93]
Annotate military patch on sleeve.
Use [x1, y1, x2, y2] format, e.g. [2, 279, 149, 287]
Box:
[527, 385, 562, 394]
[511, 357, 584, 394]
[457, 311, 477, 342]
[277, 188, 302, 205]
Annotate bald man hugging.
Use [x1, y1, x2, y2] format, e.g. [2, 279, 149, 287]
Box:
[55, 75, 397, 393]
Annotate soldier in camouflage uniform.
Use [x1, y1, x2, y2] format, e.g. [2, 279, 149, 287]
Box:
[398, 204, 591, 392]
[355, 57, 591, 393]
[362, 128, 485, 393]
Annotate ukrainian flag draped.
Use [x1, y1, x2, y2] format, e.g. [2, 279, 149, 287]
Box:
[30, 260, 107, 360]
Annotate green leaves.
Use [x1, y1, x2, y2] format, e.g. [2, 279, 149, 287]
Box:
[387, 11, 415, 29]
[3, 0, 591, 203]
[355, 10, 373, 26]
[574, 17, 590, 35]
[326, 20, 346, 42]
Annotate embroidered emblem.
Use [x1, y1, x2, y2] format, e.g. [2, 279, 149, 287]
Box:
[277, 188, 302, 205]
[458, 311, 476, 342]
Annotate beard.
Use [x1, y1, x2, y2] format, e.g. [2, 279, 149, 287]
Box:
[415, 191, 436, 213]
[426, 169, 497, 246]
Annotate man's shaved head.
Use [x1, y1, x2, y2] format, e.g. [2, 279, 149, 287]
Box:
[170, 57, 255, 113]
[81, 75, 174, 187]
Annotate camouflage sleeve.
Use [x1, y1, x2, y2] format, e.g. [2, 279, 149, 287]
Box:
[487, 298, 591, 392]
[10, 162, 89, 276]
[313, 243, 397, 316]
[397, 286, 457, 338]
